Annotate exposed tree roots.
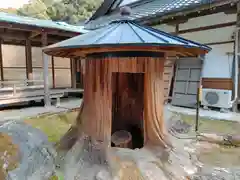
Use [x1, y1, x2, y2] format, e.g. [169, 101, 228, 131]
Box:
[55, 101, 84, 150]
[197, 133, 240, 147]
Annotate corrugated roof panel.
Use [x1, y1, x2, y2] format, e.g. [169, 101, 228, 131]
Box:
[85, 0, 221, 30]
[0, 12, 89, 34]
[128, 23, 169, 44]
[118, 23, 146, 43]
[120, 0, 141, 7]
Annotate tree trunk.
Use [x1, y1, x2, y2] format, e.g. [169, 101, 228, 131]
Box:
[197, 133, 240, 147]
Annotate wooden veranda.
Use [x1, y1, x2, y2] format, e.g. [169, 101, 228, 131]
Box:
[0, 13, 85, 106]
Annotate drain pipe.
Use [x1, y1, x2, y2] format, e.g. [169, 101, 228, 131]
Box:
[232, 27, 239, 108]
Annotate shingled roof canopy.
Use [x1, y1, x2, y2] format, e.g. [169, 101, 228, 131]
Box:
[85, 0, 237, 30]
[44, 17, 210, 57]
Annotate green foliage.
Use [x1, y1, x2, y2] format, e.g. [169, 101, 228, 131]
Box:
[17, 0, 102, 24]
[0, 8, 18, 14]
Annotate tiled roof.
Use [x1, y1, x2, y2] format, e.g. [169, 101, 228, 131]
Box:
[85, 0, 234, 30]
[44, 18, 210, 57]
[0, 12, 89, 34]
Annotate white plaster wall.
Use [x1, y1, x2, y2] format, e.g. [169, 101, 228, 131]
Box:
[2, 45, 25, 67]
[153, 13, 236, 79]
[177, 12, 236, 79]
[202, 43, 234, 78]
[33, 68, 53, 88]
[179, 12, 236, 30]
[0, 45, 71, 87]
[180, 26, 235, 44]
[32, 47, 52, 67]
[2, 45, 26, 81]
[54, 57, 71, 68]
[153, 24, 175, 33]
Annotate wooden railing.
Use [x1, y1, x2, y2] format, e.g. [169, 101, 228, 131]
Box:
[0, 80, 44, 96]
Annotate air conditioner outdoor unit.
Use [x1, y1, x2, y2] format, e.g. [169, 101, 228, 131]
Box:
[201, 88, 232, 109]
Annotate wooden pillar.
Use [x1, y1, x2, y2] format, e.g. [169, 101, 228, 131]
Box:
[175, 24, 179, 35]
[80, 59, 85, 88]
[70, 58, 76, 88]
[0, 39, 3, 83]
[144, 57, 169, 147]
[51, 56, 55, 88]
[42, 32, 51, 107]
[25, 38, 33, 85]
[237, 2, 240, 61]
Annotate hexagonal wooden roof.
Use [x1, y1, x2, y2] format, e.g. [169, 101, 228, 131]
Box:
[44, 18, 210, 58]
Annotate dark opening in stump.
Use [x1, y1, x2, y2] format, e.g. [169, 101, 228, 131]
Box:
[111, 72, 144, 149]
[126, 124, 144, 149]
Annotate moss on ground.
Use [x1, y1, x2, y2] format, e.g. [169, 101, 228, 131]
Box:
[24, 111, 79, 179]
[24, 111, 78, 143]
[176, 113, 240, 135]
[0, 111, 78, 179]
[198, 145, 240, 167]
[0, 132, 19, 179]
[174, 113, 240, 167]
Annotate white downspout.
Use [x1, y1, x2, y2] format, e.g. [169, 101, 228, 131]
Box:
[231, 27, 239, 106]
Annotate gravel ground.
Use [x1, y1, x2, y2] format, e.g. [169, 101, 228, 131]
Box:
[166, 105, 240, 123]
[1, 99, 238, 123]
[0, 98, 82, 122]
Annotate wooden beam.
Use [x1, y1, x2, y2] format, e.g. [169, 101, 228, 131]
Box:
[0, 31, 28, 40]
[29, 31, 41, 39]
[204, 40, 234, 46]
[0, 21, 80, 37]
[178, 21, 236, 34]
[0, 39, 3, 83]
[224, 8, 237, 14]
[51, 56, 55, 88]
[42, 32, 51, 107]
[0, 31, 65, 43]
[171, 24, 179, 36]
[2, 39, 59, 47]
[166, 19, 188, 26]
[42, 32, 48, 46]
[25, 38, 33, 85]
[202, 78, 233, 90]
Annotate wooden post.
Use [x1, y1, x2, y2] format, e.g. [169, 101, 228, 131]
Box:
[70, 58, 76, 88]
[175, 24, 179, 35]
[0, 39, 3, 85]
[42, 32, 51, 107]
[51, 56, 55, 88]
[195, 87, 200, 132]
[25, 38, 33, 85]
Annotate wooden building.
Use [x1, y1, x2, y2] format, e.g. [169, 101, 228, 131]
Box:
[85, 0, 240, 110]
[0, 12, 87, 105]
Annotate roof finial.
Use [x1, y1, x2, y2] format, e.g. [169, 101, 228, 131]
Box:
[120, 6, 132, 16]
